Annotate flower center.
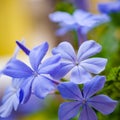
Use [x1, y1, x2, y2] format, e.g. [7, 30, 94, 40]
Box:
[82, 99, 86, 104]
[33, 71, 39, 77]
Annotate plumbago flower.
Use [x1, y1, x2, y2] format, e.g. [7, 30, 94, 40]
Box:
[70, 0, 89, 11]
[98, 1, 120, 14]
[58, 76, 117, 120]
[49, 9, 109, 44]
[0, 79, 23, 118]
[2, 41, 61, 103]
[52, 40, 107, 84]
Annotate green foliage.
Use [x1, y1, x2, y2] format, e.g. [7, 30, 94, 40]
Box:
[110, 12, 120, 27]
[105, 66, 120, 99]
[55, 1, 75, 14]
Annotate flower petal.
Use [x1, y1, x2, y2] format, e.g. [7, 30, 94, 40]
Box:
[52, 41, 76, 62]
[80, 58, 107, 74]
[59, 101, 82, 120]
[58, 82, 83, 101]
[38, 55, 61, 75]
[16, 41, 30, 55]
[83, 76, 106, 98]
[2, 59, 33, 78]
[88, 95, 117, 115]
[77, 40, 102, 61]
[32, 75, 55, 99]
[49, 11, 75, 25]
[71, 66, 92, 84]
[50, 61, 74, 80]
[0, 91, 19, 118]
[79, 105, 97, 120]
[56, 26, 73, 36]
[20, 76, 34, 104]
[29, 42, 48, 71]
[73, 10, 93, 26]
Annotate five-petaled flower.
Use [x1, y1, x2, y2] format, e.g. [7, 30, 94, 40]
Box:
[2, 41, 61, 103]
[58, 76, 117, 120]
[49, 9, 109, 36]
[52, 40, 107, 84]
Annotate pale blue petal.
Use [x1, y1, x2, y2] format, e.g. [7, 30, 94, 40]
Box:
[71, 66, 92, 84]
[49, 11, 75, 24]
[32, 75, 55, 99]
[13, 95, 19, 111]
[80, 58, 107, 74]
[77, 40, 102, 61]
[52, 41, 76, 62]
[38, 55, 61, 75]
[50, 61, 74, 80]
[29, 42, 48, 71]
[0, 94, 19, 118]
[0, 97, 13, 118]
[83, 76, 106, 98]
[12, 78, 24, 89]
[59, 101, 82, 120]
[79, 105, 97, 120]
[73, 10, 94, 27]
[20, 76, 34, 103]
[56, 26, 73, 36]
[2, 59, 33, 78]
[58, 82, 83, 101]
[88, 95, 117, 115]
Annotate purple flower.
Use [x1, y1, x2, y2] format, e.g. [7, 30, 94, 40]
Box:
[0, 79, 23, 118]
[58, 76, 117, 120]
[49, 9, 109, 36]
[2, 42, 61, 102]
[52, 40, 107, 84]
[70, 0, 89, 11]
[98, 1, 120, 14]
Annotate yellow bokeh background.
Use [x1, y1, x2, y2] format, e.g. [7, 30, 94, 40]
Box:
[0, 0, 30, 55]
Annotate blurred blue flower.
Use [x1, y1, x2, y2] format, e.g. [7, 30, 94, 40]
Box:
[49, 9, 109, 44]
[0, 79, 23, 118]
[70, 0, 89, 11]
[58, 76, 117, 120]
[98, 1, 120, 14]
[2, 42, 61, 102]
[52, 40, 107, 84]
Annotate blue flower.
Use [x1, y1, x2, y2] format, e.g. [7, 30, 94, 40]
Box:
[2, 42, 61, 102]
[58, 76, 117, 120]
[98, 1, 120, 14]
[0, 79, 23, 118]
[52, 40, 107, 84]
[70, 0, 89, 11]
[49, 9, 109, 36]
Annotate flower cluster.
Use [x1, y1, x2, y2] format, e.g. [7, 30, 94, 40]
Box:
[0, 1, 118, 120]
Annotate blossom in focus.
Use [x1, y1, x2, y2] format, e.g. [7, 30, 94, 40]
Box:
[52, 40, 107, 84]
[49, 9, 109, 36]
[58, 76, 117, 120]
[98, 1, 120, 14]
[2, 42, 61, 103]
